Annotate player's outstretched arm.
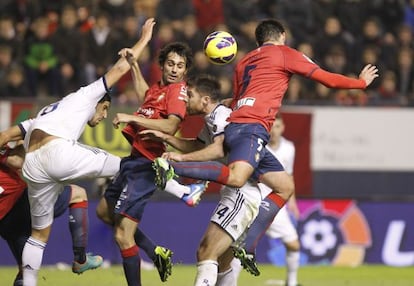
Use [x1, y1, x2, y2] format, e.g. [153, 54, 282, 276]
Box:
[358, 64, 379, 87]
[118, 48, 149, 103]
[104, 18, 155, 88]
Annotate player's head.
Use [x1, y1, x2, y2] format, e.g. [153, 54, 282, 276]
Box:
[88, 93, 111, 127]
[269, 113, 285, 140]
[186, 74, 221, 115]
[255, 19, 286, 46]
[158, 42, 193, 85]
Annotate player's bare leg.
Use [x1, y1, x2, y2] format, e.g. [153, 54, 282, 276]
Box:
[194, 223, 233, 286]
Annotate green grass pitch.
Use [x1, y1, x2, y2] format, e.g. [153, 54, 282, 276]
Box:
[1, 264, 413, 286]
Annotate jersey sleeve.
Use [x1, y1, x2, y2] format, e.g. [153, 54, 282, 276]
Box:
[283, 47, 320, 77]
[310, 69, 366, 89]
[18, 119, 34, 139]
[166, 83, 187, 120]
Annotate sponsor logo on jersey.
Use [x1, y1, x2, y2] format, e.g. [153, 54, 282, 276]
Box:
[138, 107, 155, 117]
[234, 97, 255, 110]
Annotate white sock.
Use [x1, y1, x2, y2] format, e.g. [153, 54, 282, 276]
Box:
[165, 179, 190, 198]
[216, 268, 236, 286]
[194, 260, 218, 286]
[286, 250, 300, 286]
[22, 237, 46, 286]
[230, 258, 242, 281]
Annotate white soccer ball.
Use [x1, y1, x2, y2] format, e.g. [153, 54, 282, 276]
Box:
[203, 31, 237, 65]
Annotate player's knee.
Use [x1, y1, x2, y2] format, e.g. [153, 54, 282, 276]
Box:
[197, 239, 214, 261]
[227, 175, 245, 188]
[69, 185, 88, 203]
[285, 239, 300, 252]
[96, 199, 113, 225]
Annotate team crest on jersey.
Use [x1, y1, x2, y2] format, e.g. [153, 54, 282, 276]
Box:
[157, 93, 165, 102]
[255, 152, 260, 162]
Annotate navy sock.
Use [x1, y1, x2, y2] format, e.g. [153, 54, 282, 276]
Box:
[170, 161, 229, 184]
[121, 246, 141, 286]
[243, 196, 281, 252]
[134, 228, 156, 261]
[69, 201, 88, 263]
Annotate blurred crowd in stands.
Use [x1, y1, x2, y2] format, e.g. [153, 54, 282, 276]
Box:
[0, 0, 414, 107]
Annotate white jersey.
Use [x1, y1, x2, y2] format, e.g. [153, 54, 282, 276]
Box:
[260, 136, 298, 242]
[197, 104, 231, 145]
[260, 137, 295, 198]
[23, 78, 107, 151]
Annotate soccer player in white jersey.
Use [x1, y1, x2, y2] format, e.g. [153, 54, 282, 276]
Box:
[141, 75, 264, 286]
[20, 18, 155, 286]
[232, 113, 302, 286]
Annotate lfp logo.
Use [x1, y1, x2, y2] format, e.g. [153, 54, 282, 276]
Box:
[297, 200, 372, 266]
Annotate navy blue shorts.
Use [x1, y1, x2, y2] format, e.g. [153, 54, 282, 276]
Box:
[104, 155, 156, 222]
[54, 185, 72, 218]
[224, 123, 284, 180]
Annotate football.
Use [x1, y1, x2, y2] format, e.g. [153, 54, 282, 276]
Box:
[203, 31, 237, 65]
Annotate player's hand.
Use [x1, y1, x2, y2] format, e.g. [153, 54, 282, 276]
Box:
[112, 113, 133, 129]
[118, 48, 137, 65]
[140, 18, 155, 44]
[359, 64, 379, 87]
[139, 129, 166, 142]
[162, 151, 184, 162]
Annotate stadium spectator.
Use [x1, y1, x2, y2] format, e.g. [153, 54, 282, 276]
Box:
[0, 65, 31, 98]
[275, 0, 315, 44]
[313, 16, 356, 66]
[83, 11, 120, 84]
[394, 47, 414, 104]
[23, 16, 61, 97]
[156, 0, 193, 33]
[374, 69, 401, 106]
[53, 5, 86, 94]
[404, 0, 414, 30]
[0, 16, 23, 61]
[192, 0, 225, 33]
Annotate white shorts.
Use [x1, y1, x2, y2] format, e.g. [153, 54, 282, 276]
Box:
[210, 182, 262, 242]
[265, 205, 298, 243]
[22, 138, 120, 229]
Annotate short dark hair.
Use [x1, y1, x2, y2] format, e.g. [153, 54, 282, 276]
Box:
[187, 75, 222, 102]
[158, 42, 193, 70]
[98, 93, 111, 103]
[255, 19, 285, 46]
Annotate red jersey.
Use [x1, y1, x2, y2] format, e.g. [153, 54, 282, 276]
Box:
[0, 150, 27, 220]
[122, 82, 187, 160]
[230, 44, 320, 131]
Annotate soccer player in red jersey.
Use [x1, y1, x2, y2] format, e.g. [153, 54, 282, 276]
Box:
[95, 40, 201, 285]
[153, 20, 379, 279]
